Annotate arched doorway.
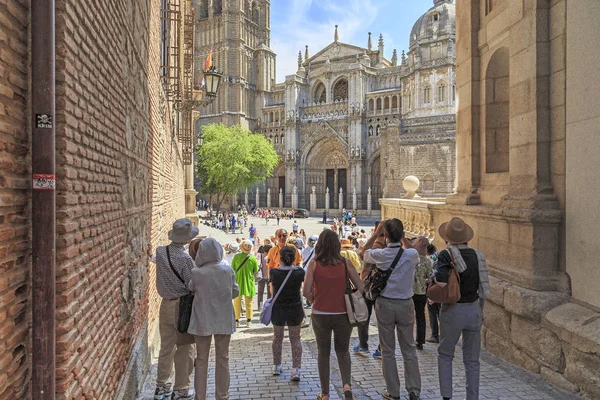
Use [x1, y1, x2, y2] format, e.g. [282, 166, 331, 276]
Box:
[303, 138, 349, 209]
[265, 160, 285, 208]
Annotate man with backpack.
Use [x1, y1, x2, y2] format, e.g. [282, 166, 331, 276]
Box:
[361, 218, 421, 400]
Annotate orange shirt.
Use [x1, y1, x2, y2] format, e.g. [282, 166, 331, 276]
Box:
[267, 245, 302, 269]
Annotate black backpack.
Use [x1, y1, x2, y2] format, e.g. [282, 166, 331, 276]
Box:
[364, 248, 403, 301]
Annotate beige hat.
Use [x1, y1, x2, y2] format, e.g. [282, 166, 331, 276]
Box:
[438, 217, 474, 244]
[240, 239, 253, 254]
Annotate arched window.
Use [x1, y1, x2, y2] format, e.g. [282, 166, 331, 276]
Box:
[368, 126, 374, 136]
[392, 95, 398, 111]
[274, 135, 278, 144]
[313, 81, 326, 103]
[213, 0, 222, 14]
[384, 97, 390, 111]
[485, 47, 510, 173]
[368, 98, 374, 111]
[376, 98, 382, 111]
[199, 0, 209, 19]
[423, 86, 431, 104]
[253, 5, 260, 23]
[376, 125, 381, 136]
[332, 78, 348, 101]
[269, 111, 274, 123]
[280, 134, 284, 144]
[422, 174, 435, 192]
[438, 84, 446, 102]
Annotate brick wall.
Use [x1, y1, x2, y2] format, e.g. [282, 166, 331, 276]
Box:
[0, 1, 30, 398]
[0, 0, 185, 398]
[53, 0, 186, 397]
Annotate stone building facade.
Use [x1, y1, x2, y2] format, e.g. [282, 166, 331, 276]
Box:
[382, 0, 600, 397]
[192, 0, 457, 211]
[0, 0, 189, 398]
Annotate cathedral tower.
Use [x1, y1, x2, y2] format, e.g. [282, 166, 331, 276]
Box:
[193, 0, 276, 130]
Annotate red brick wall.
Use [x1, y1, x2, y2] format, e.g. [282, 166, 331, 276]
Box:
[50, 0, 185, 398]
[0, 0, 31, 398]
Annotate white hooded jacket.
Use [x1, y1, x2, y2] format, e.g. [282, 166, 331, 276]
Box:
[188, 238, 240, 336]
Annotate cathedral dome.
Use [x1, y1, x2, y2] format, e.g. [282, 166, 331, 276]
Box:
[409, 0, 455, 50]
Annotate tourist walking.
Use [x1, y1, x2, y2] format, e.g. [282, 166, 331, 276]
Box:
[354, 223, 386, 358]
[426, 243, 440, 344]
[188, 238, 239, 400]
[434, 218, 490, 400]
[322, 209, 327, 224]
[270, 246, 306, 380]
[231, 240, 259, 327]
[301, 235, 317, 309]
[340, 238, 361, 271]
[152, 218, 197, 400]
[267, 229, 302, 270]
[303, 229, 363, 400]
[362, 218, 421, 400]
[256, 238, 273, 309]
[410, 236, 434, 350]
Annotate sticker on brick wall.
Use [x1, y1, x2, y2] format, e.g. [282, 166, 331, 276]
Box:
[32, 174, 56, 190]
[36, 114, 53, 129]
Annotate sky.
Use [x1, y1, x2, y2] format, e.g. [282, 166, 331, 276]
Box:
[270, 0, 435, 82]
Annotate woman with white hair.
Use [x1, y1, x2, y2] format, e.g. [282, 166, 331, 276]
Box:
[231, 240, 259, 327]
[188, 238, 239, 400]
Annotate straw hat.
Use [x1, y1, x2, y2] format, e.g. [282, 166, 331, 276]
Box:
[240, 239, 253, 254]
[168, 218, 199, 243]
[438, 217, 474, 245]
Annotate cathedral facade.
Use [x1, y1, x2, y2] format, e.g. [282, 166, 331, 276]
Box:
[193, 0, 456, 211]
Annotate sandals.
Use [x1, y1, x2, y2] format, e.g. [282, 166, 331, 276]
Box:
[316, 394, 329, 400]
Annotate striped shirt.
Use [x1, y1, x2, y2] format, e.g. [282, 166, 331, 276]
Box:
[155, 243, 194, 300]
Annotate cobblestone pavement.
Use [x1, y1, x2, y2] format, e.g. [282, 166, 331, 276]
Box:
[137, 217, 580, 400]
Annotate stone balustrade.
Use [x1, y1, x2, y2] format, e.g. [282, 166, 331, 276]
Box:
[380, 198, 445, 240]
[300, 99, 348, 120]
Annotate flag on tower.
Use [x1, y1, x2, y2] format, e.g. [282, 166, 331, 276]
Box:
[204, 47, 213, 71]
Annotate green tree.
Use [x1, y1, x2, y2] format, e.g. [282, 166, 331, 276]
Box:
[195, 123, 279, 213]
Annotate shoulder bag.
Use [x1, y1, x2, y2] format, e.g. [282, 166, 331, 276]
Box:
[344, 259, 369, 326]
[364, 247, 404, 301]
[166, 247, 195, 335]
[234, 254, 251, 273]
[260, 268, 294, 326]
[427, 250, 461, 304]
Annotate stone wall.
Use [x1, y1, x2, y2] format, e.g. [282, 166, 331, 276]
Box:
[381, 121, 455, 199]
[0, 0, 186, 398]
[0, 1, 31, 398]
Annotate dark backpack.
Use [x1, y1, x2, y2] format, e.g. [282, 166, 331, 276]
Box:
[364, 247, 403, 301]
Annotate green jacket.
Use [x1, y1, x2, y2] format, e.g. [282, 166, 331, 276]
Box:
[231, 252, 259, 296]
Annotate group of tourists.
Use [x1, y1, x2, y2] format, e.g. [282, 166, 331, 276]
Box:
[151, 214, 489, 400]
[252, 208, 297, 224]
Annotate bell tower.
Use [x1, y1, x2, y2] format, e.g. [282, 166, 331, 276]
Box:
[193, 0, 276, 130]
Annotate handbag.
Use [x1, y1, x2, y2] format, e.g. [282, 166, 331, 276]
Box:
[260, 268, 294, 325]
[427, 250, 461, 304]
[364, 247, 404, 301]
[166, 247, 195, 334]
[344, 260, 369, 326]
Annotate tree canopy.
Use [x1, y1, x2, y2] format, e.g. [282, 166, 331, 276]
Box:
[195, 123, 279, 212]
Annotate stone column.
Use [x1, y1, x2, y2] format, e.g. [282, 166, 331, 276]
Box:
[255, 187, 260, 208]
[339, 188, 344, 212]
[310, 186, 316, 210]
[279, 188, 283, 209]
[184, 162, 198, 226]
[292, 185, 298, 209]
[367, 187, 372, 211]
[267, 188, 271, 208]
[325, 187, 330, 210]
[352, 187, 357, 211]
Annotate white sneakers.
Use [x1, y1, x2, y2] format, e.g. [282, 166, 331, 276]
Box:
[272, 364, 283, 375]
[291, 368, 301, 381]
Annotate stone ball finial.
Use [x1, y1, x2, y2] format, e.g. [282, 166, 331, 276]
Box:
[402, 176, 422, 199]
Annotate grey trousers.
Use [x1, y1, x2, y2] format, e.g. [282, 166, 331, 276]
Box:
[375, 297, 421, 398]
[438, 301, 482, 400]
[194, 334, 231, 400]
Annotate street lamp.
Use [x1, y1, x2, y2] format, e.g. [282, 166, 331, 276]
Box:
[202, 66, 222, 98]
[177, 66, 223, 112]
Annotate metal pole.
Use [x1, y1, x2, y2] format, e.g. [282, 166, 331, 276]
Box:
[31, 0, 56, 398]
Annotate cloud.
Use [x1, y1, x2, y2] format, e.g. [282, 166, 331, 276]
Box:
[271, 0, 386, 82]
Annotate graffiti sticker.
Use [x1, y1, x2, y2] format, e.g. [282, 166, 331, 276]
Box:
[32, 174, 56, 190]
[36, 114, 53, 129]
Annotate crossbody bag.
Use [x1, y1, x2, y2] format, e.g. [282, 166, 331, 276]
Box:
[166, 247, 194, 334]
